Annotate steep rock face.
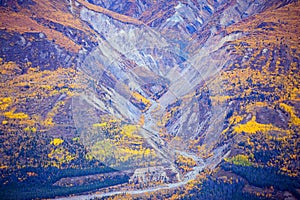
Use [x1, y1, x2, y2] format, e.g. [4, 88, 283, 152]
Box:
[86, 0, 294, 50]
[76, 0, 237, 159]
[72, 0, 297, 174]
[87, 0, 155, 18]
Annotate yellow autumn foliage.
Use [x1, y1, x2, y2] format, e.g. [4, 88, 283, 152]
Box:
[132, 92, 150, 104]
[44, 117, 54, 126]
[280, 103, 300, 126]
[0, 165, 8, 169]
[138, 114, 145, 126]
[121, 124, 138, 138]
[0, 97, 12, 110]
[210, 95, 231, 104]
[92, 122, 107, 127]
[131, 91, 151, 111]
[24, 126, 37, 132]
[44, 101, 65, 127]
[48, 147, 75, 168]
[4, 111, 28, 119]
[229, 115, 243, 124]
[90, 140, 114, 161]
[50, 138, 64, 146]
[176, 155, 197, 167]
[234, 116, 281, 134]
[225, 154, 253, 166]
[118, 147, 154, 162]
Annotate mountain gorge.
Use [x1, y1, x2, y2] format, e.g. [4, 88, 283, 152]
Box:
[0, 0, 299, 199]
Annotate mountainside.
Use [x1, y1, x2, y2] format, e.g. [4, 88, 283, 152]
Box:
[0, 0, 299, 199]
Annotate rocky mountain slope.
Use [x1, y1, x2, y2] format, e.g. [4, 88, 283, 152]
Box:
[0, 0, 299, 199]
